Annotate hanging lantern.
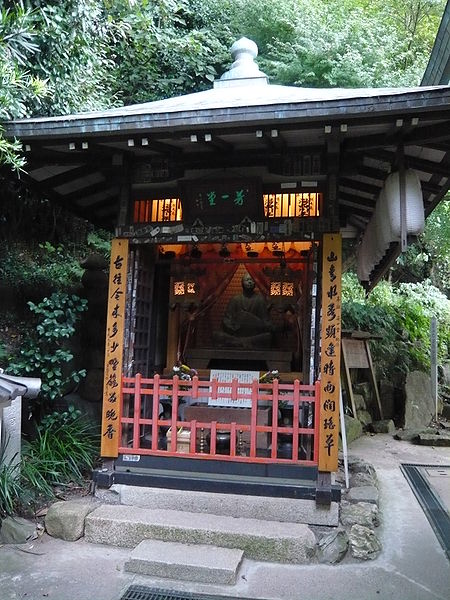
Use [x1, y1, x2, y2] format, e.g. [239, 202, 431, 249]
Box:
[170, 269, 200, 309]
[268, 261, 295, 310]
[245, 243, 259, 258]
[271, 242, 285, 257]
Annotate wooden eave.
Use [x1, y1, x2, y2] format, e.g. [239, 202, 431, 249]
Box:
[2, 87, 450, 268]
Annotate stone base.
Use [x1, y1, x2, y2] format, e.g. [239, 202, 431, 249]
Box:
[125, 539, 243, 584]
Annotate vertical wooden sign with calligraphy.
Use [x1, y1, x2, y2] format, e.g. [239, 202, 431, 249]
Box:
[318, 233, 342, 472]
[100, 238, 129, 458]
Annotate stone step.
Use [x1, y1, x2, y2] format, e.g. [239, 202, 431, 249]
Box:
[85, 504, 317, 564]
[125, 539, 243, 584]
[96, 484, 339, 526]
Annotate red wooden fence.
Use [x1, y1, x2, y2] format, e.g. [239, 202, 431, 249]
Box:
[119, 374, 320, 465]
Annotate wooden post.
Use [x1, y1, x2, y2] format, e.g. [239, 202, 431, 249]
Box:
[318, 233, 342, 472]
[431, 317, 438, 421]
[398, 144, 408, 253]
[100, 238, 129, 458]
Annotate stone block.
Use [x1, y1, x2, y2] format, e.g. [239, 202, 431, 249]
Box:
[353, 394, 366, 411]
[45, 500, 98, 541]
[358, 410, 372, 427]
[350, 471, 378, 489]
[109, 485, 339, 526]
[125, 539, 243, 584]
[347, 485, 379, 505]
[340, 501, 379, 528]
[0, 516, 36, 544]
[347, 457, 376, 478]
[404, 371, 434, 430]
[370, 419, 395, 434]
[393, 429, 421, 442]
[417, 432, 450, 447]
[343, 415, 363, 445]
[85, 504, 317, 564]
[349, 524, 382, 560]
[1, 396, 22, 470]
[317, 529, 349, 564]
[353, 382, 372, 403]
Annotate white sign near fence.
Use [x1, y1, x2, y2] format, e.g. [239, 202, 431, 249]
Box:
[208, 369, 259, 408]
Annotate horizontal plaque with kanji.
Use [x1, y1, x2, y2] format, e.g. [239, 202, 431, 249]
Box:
[181, 178, 262, 224]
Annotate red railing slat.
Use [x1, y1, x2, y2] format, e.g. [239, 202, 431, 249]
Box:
[120, 373, 320, 466]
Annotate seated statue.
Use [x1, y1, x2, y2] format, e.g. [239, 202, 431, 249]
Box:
[213, 273, 273, 349]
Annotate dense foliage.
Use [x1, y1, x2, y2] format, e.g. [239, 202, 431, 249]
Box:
[342, 272, 450, 381]
[393, 198, 450, 295]
[7, 293, 87, 407]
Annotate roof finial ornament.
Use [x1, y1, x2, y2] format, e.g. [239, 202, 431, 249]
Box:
[214, 37, 268, 88]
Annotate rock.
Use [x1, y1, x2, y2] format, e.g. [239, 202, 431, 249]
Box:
[348, 457, 376, 478]
[404, 371, 435, 430]
[45, 500, 98, 541]
[86, 348, 105, 369]
[417, 432, 450, 447]
[343, 415, 363, 444]
[81, 318, 107, 346]
[350, 471, 378, 488]
[358, 410, 373, 427]
[441, 361, 450, 389]
[353, 382, 372, 404]
[379, 379, 396, 419]
[0, 516, 37, 544]
[353, 394, 366, 411]
[349, 524, 382, 560]
[80, 253, 108, 271]
[79, 369, 104, 403]
[441, 404, 450, 420]
[81, 269, 108, 290]
[318, 529, 349, 564]
[393, 429, 421, 442]
[340, 501, 379, 528]
[347, 486, 379, 505]
[370, 419, 395, 434]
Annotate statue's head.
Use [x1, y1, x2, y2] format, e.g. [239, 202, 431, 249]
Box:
[241, 273, 255, 293]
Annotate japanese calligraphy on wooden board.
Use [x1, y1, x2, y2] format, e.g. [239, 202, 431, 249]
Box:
[181, 178, 262, 224]
[318, 233, 342, 472]
[100, 238, 129, 457]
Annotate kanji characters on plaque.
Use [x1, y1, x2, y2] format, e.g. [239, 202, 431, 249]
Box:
[100, 238, 128, 457]
[318, 234, 342, 471]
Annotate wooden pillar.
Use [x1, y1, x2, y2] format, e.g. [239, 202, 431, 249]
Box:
[318, 233, 342, 473]
[100, 238, 129, 458]
[326, 135, 340, 231]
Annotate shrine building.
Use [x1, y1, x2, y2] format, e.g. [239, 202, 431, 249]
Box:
[5, 38, 450, 504]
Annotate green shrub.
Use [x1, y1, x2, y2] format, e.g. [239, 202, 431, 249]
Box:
[342, 273, 450, 380]
[86, 229, 112, 259]
[0, 241, 83, 296]
[7, 293, 87, 407]
[2, 407, 99, 516]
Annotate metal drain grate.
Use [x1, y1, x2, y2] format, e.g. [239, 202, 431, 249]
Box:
[401, 463, 450, 559]
[120, 585, 250, 600]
